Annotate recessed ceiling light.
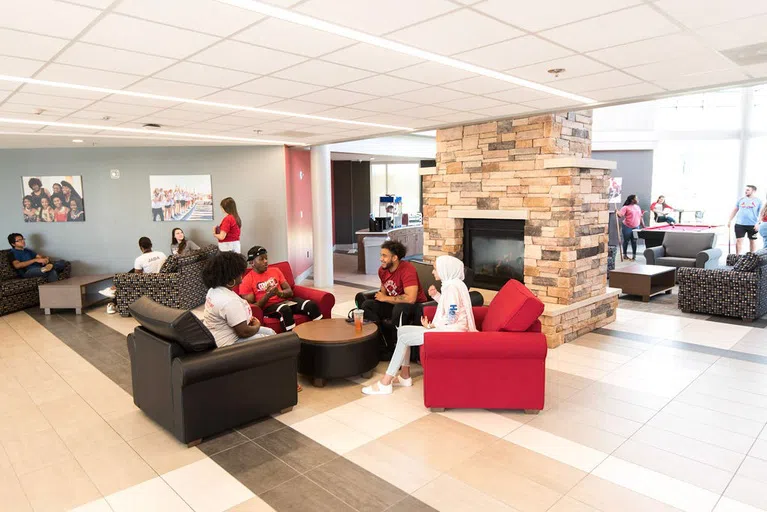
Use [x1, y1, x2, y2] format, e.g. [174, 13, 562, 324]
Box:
[216, 0, 595, 104]
[72, 139, 84, 143]
[0, 75, 414, 132]
[547, 68, 566, 77]
[0, 117, 305, 145]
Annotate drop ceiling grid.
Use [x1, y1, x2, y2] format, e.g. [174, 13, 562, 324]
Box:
[0, 0, 764, 146]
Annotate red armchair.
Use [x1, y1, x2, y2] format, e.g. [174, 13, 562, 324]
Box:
[235, 261, 335, 334]
[421, 279, 547, 413]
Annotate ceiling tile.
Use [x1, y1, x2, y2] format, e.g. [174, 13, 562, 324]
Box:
[0, 29, 68, 61]
[126, 78, 220, 99]
[550, 70, 640, 94]
[142, 108, 223, 122]
[443, 76, 515, 95]
[0, 0, 101, 38]
[744, 63, 767, 78]
[20, 84, 108, 101]
[352, 114, 426, 128]
[427, 111, 486, 124]
[81, 14, 219, 59]
[455, 35, 573, 71]
[0, 56, 46, 78]
[65, 0, 114, 7]
[0, 104, 71, 119]
[507, 55, 611, 83]
[471, 104, 531, 118]
[625, 52, 736, 81]
[340, 75, 426, 96]
[655, 0, 767, 29]
[155, 62, 257, 89]
[115, 0, 264, 36]
[235, 18, 354, 57]
[295, 0, 457, 35]
[191, 40, 307, 75]
[475, 0, 641, 32]
[179, 121, 246, 133]
[696, 14, 767, 50]
[522, 96, 581, 110]
[259, 99, 335, 114]
[205, 114, 270, 126]
[349, 97, 420, 112]
[389, 10, 521, 56]
[540, 6, 680, 53]
[196, 89, 282, 107]
[487, 87, 551, 103]
[652, 68, 750, 90]
[55, 43, 176, 75]
[389, 61, 476, 85]
[125, 115, 194, 128]
[85, 100, 165, 116]
[438, 96, 506, 111]
[394, 104, 458, 118]
[393, 86, 470, 104]
[59, 111, 131, 123]
[274, 61, 375, 87]
[586, 34, 707, 69]
[586, 82, 665, 101]
[36, 63, 142, 89]
[321, 43, 424, 72]
[7, 91, 95, 109]
[310, 107, 372, 120]
[296, 88, 376, 107]
[233, 77, 324, 98]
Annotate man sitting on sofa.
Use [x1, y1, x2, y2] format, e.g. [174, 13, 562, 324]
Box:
[100, 237, 167, 314]
[239, 245, 322, 331]
[8, 233, 68, 283]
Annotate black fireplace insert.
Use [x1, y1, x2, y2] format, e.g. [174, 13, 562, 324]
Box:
[463, 218, 525, 290]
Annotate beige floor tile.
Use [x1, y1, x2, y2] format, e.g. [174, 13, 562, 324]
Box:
[354, 394, 431, 425]
[526, 409, 627, 453]
[684, 380, 767, 410]
[56, 417, 125, 458]
[345, 439, 442, 494]
[438, 409, 524, 438]
[76, 441, 157, 496]
[325, 401, 404, 439]
[70, 498, 113, 512]
[737, 456, 767, 484]
[676, 389, 767, 424]
[0, 467, 33, 512]
[724, 474, 767, 510]
[613, 439, 734, 494]
[19, 458, 101, 512]
[568, 474, 682, 512]
[647, 410, 756, 454]
[504, 425, 608, 473]
[0, 378, 36, 416]
[2, 427, 73, 476]
[661, 400, 765, 438]
[295, 377, 367, 413]
[378, 414, 496, 472]
[271, 402, 320, 425]
[0, 403, 52, 441]
[551, 402, 644, 438]
[226, 496, 277, 511]
[104, 408, 162, 442]
[291, 413, 373, 455]
[38, 394, 102, 432]
[106, 476, 193, 512]
[714, 496, 767, 512]
[749, 438, 767, 461]
[0, 443, 11, 471]
[413, 474, 516, 512]
[163, 458, 255, 512]
[128, 429, 206, 474]
[449, 442, 582, 511]
[697, 371, 767, 398]
[547, 496, 600, 512]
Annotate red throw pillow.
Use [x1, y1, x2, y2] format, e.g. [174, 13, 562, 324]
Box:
[483, 280, 544, 332]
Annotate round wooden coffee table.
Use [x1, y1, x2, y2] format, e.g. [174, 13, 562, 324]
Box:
[294, 318, 379, 387]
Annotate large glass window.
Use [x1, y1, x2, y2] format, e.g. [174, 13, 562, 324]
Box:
[655, 89, 742, 131]
[370, 162, 421, 216]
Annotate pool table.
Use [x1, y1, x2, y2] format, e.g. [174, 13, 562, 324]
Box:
[638, 224, 722, 248]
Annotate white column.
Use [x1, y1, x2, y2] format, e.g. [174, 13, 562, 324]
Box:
[310, 145, 334, 288]
[737, 87, 753, 194]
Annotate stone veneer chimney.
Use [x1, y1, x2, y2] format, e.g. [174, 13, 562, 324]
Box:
[423, 111, 619, 347]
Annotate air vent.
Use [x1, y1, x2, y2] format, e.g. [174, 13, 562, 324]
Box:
[142, 123, 162, 130]
[273, 130, 316, 138]
[721, 42, 767, 66]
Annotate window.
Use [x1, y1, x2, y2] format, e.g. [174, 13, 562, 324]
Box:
[655, 89, 742, 131]
[369, 162, 421, 215]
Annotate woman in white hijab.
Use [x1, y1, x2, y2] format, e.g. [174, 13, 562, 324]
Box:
[363, 255, 477, 395]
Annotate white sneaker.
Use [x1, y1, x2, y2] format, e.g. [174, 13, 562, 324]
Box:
[393, 375, 412, 387]
[106, 303, 117, 315]
[362, 381, 393, 395]
[99, 287, 116, 298]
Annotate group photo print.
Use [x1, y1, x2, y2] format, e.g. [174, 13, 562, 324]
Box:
[149, 175, 213, 222]
[21, 175, 85, 223]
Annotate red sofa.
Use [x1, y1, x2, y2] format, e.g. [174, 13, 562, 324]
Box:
[234, 261, 335, 334]
[421, 279, 547, 412]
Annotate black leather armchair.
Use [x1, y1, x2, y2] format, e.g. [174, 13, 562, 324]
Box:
[355, 260, 485, 309]
[127, 297, 300, 445]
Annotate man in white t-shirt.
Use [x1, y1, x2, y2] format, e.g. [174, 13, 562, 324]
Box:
[100, 237, 167, 314]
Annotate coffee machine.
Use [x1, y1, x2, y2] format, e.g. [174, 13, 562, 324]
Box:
[378, 195, 402, 228]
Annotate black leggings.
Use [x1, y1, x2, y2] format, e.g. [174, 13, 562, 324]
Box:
[263, 299, 321, 331]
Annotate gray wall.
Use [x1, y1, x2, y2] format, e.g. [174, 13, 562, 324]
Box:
[1, 146, 288, 274]
[593, 150, 654, 245]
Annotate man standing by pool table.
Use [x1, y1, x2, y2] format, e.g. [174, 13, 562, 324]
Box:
[728, 185, 762, 254]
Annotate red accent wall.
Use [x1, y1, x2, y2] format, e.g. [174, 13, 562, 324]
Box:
[331, 161, 336, 245]
[285, 147, 313, 277]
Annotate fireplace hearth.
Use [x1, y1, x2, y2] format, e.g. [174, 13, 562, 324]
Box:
[464, 218, 525, 290]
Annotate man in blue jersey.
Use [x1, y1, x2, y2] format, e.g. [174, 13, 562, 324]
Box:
[728, 185, 763, 254]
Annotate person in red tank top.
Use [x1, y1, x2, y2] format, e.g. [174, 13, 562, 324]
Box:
[213, 197, 242, 253]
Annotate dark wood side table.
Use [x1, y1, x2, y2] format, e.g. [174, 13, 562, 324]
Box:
[609, 264, 676, 302]
[38, 274, 113, 314]
[293, 318, 379, 387]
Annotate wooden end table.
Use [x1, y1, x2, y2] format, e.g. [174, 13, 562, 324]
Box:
[609, 264, 676, 302]
[38, 274, 113, 315]
[293, 318, 379, 387]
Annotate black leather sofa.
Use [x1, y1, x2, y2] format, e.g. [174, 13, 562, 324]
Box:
[127, 296, 300, 445]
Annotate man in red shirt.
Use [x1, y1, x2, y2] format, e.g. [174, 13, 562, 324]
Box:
[356, 240, 427, 352]
[239, 246, 321, 331]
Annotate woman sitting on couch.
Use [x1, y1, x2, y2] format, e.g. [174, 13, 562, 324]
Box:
[362, 255, 476, 395]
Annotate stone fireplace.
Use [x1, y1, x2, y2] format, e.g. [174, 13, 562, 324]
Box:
[422, 111, 619, 347]
[463, 218, 525, 290]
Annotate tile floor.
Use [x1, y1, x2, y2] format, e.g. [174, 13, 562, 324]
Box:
[1, 254, 766, 512]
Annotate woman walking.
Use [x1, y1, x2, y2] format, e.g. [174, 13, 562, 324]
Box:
[617, 194, 645, 261]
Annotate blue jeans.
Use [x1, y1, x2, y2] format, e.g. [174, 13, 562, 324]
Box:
[759, 223, 767, 249]
[23, 260, 67, 283]
[621, 224, 637, 257]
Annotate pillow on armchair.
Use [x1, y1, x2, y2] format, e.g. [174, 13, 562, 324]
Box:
[483, 280, 544, 332]
[733, 252, 760, 272]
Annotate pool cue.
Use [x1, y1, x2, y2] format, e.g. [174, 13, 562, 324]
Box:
[614, 209, 625, 261]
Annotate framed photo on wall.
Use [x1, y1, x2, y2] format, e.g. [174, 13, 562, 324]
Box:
[149, 175, 213, 221]
[608, 177, 623, 205]
[21, 176, 85, 223]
